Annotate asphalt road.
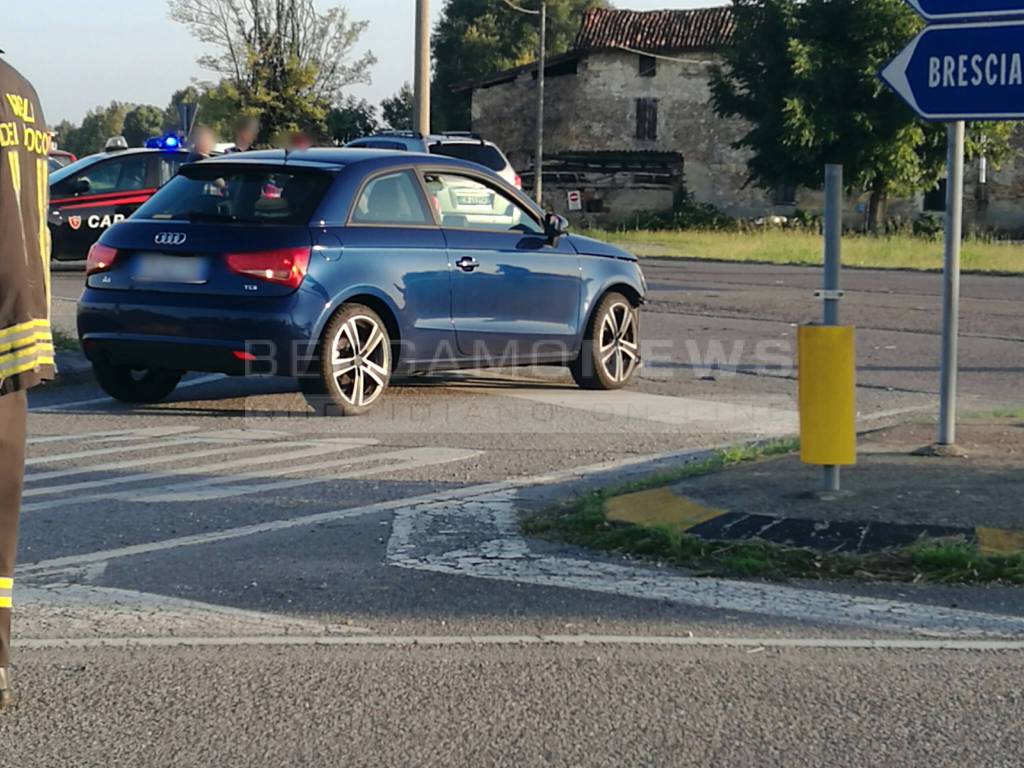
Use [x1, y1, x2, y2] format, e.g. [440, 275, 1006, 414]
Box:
[3, 258, 1021, 765]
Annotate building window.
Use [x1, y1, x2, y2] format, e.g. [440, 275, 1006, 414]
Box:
[773, 183, 797, 206]
[638, 54, 657, 77]
[635, 98, 658, 141]
[924, 179, 947, 212]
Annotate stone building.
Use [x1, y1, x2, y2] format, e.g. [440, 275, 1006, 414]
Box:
[455, 6, 1024, 232]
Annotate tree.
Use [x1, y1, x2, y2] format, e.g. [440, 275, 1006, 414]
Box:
[381, 83, 413, 131]
[431, 0, 606, 130]
[711, 0, 1018, 232]
[326, 97, 379, 144]
[59, 102, 131, 157]
[169, 0, 376, 140]
[122, 105, 165, 147]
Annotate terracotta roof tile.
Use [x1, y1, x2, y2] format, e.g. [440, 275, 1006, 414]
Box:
[573, 6, 734, 53]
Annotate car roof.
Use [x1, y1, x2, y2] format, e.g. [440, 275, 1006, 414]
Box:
[199, 147, 492, 172]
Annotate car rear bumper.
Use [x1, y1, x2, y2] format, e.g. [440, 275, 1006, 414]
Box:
[77, 288, 318, 377]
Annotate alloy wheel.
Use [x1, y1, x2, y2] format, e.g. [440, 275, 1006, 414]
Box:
[598, 302, 639, 384]
[330, 315, 390, 407]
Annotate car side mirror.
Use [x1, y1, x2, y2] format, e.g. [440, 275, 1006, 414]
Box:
[71, 177, 91, 195]
[544, 212, 570, 245]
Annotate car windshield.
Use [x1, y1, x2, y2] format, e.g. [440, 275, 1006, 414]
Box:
[134, 165, 334, 226]
[49, 154, 104, 185]
[428, 143, 507, 171]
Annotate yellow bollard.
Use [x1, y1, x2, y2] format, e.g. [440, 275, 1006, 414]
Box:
[797, 326, 857, 467]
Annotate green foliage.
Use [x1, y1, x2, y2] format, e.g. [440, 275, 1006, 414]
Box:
[711, 0, 1021, 233]
[327, 97, 379, 145]
[431, 0, 606, 130]
[169, 0, 375, 141]
[381, 83, 414, 131]
[615, 192, 739, 232]
[122, 105, 165, 147]
[56, 102, 130, 157]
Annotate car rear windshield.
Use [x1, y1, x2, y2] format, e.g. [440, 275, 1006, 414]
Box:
[428, 143, 506, 171]
[133, 165, 334, 226]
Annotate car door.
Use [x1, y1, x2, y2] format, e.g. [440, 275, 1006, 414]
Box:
[324, 168, 453, 368]
[424, 170, 581, 362]
[51, 153, 152, 259]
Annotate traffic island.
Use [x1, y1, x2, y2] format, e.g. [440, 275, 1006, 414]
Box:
[523, 413, 1024, 584]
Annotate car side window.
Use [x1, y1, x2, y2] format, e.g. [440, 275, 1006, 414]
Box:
[79, 156, 149, 194]
[350, 170, 433, 226]
[158, 155, 187, 185]
[423, 172, 542, 234]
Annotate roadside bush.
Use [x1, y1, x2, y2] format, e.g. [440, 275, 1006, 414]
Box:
[615, 192, 738, 232]
[912, 213, 944, 240]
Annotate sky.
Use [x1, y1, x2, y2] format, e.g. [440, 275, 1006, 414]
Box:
[3, 0, 722, 126]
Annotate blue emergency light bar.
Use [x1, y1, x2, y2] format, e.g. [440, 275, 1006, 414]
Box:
[146, 134, 184, 150]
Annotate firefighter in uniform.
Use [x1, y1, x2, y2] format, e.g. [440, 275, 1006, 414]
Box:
[0, 52, 55, 709]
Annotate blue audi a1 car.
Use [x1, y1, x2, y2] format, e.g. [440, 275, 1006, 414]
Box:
[77, 149, 646, 416]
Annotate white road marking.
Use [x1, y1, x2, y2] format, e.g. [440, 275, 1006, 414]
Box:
[22, 438, 377, 510]
[462, 387, 799, 435]
[138, 447, 483, 503]
[24, 431, 294, 483]
[22, 440, 1020, 637]
[386, 490, 1024, 639]
[18, 446, 720, 577]
[26, 434, 220, 466]
[23, 440, 301, 492]
[32, 373, 225, 412]
[25, 426, 200, 445]
[13, 634, 1024, 651]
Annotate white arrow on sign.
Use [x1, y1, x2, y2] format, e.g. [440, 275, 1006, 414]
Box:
[879, 35, 923, 116]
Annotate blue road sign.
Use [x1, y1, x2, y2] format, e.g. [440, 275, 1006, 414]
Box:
[880, 20, 1024, 121]
[906, 0, 1024, 23]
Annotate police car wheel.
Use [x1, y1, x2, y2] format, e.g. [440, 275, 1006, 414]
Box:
[91, 359, 183, 404]
[300, 303, 391, 417]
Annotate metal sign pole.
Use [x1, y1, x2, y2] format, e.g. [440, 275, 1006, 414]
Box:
[822, 164, 843, 492]
[938, 121, 965, 446]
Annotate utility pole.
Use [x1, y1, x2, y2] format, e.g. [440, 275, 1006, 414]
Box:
[535, 1, 546, 202]
[501, 0, 546, 202]
[414, 0, 430, 135]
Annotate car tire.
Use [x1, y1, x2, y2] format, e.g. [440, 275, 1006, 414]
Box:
[300, 303, 392, 417]
[91, 360, 183, 404]
[570, 291, 640, 390]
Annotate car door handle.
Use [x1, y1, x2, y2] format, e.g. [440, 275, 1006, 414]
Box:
[456, 256, 480, 272]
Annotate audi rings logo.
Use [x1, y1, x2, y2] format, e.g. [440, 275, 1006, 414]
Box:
[155, 232, 188, 246]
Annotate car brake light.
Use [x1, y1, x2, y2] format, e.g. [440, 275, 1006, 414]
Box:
[514, 174, 522, 189]
[225, 247, 311, 289]
[86, 243, 118, 276]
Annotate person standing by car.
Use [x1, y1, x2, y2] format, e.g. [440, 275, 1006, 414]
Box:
[185, 124, 217, 163]
[225, 116, 259, 154]
[0, 52, 55, 709]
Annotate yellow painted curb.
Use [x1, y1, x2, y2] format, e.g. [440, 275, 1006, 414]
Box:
[976, 528, 1024, 556]
[606, 488, 726, 531]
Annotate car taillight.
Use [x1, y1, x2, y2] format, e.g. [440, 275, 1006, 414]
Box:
[225, 247, 311, 289]
[86, 243, 118, 276]
[514, 174, 523, 189]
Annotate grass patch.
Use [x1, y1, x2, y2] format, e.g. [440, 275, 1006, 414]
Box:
[524, 440, 1024, 585]
[51, 328, 80, 353]
[963, 405, 1024, 421]
[595, 229, 1024, 274]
